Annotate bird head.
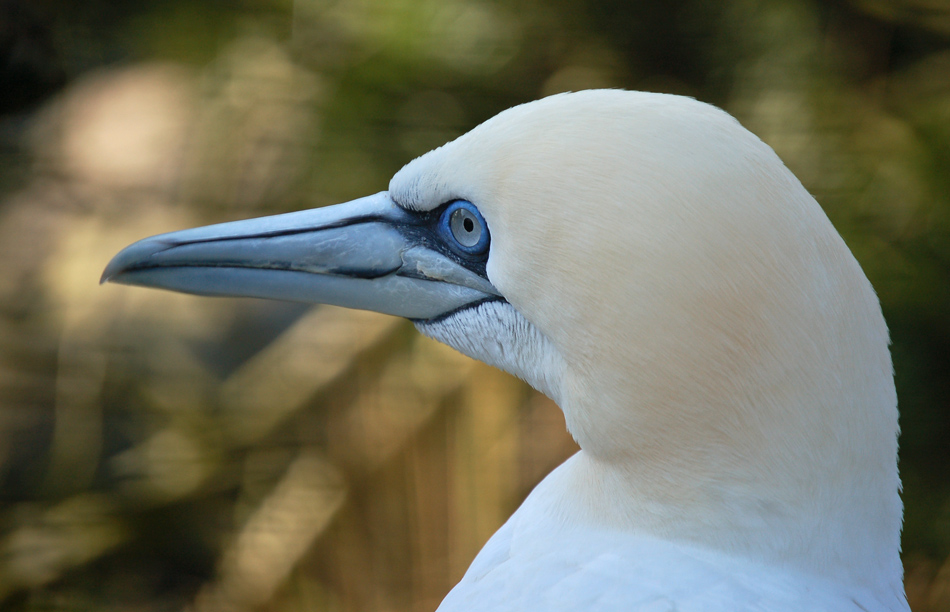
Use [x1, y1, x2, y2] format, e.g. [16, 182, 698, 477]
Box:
[102, 88, 897, 475]
[103, 90, 902, 590]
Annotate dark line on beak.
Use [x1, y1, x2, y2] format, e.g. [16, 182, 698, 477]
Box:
[115, 261, 403, 281]
[159, 213, 396, 249]
[410, 296, 508, 324]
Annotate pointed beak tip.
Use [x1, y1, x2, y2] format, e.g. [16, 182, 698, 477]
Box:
[100, 250, 135, 286]
[100, 235, 175, 288]
[99, 268, 118, 285]
[100, 258, 121, 285]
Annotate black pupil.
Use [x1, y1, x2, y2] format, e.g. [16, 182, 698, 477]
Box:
[463, 218, 474, 232]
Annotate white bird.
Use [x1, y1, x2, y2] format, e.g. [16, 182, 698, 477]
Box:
[102, 90, 908, 612]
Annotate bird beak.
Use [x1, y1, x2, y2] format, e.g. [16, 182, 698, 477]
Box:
[101, 192, 500, 321]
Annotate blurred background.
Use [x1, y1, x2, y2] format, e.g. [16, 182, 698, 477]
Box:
[0, 0, 948, 610]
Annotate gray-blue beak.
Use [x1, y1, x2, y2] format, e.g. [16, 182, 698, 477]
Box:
[101, 192, 500, 321]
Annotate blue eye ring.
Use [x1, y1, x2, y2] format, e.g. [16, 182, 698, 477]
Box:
[438, 200, 490, 256]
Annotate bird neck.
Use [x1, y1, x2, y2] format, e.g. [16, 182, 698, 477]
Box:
[546, 393, 906, 607]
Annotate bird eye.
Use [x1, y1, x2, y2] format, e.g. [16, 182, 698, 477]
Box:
[439, 200, 490, 255]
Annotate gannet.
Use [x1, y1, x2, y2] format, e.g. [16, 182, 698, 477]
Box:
[102, 90, 908, 611]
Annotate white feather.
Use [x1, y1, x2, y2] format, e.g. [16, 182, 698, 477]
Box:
[397, 90, 906, 611]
